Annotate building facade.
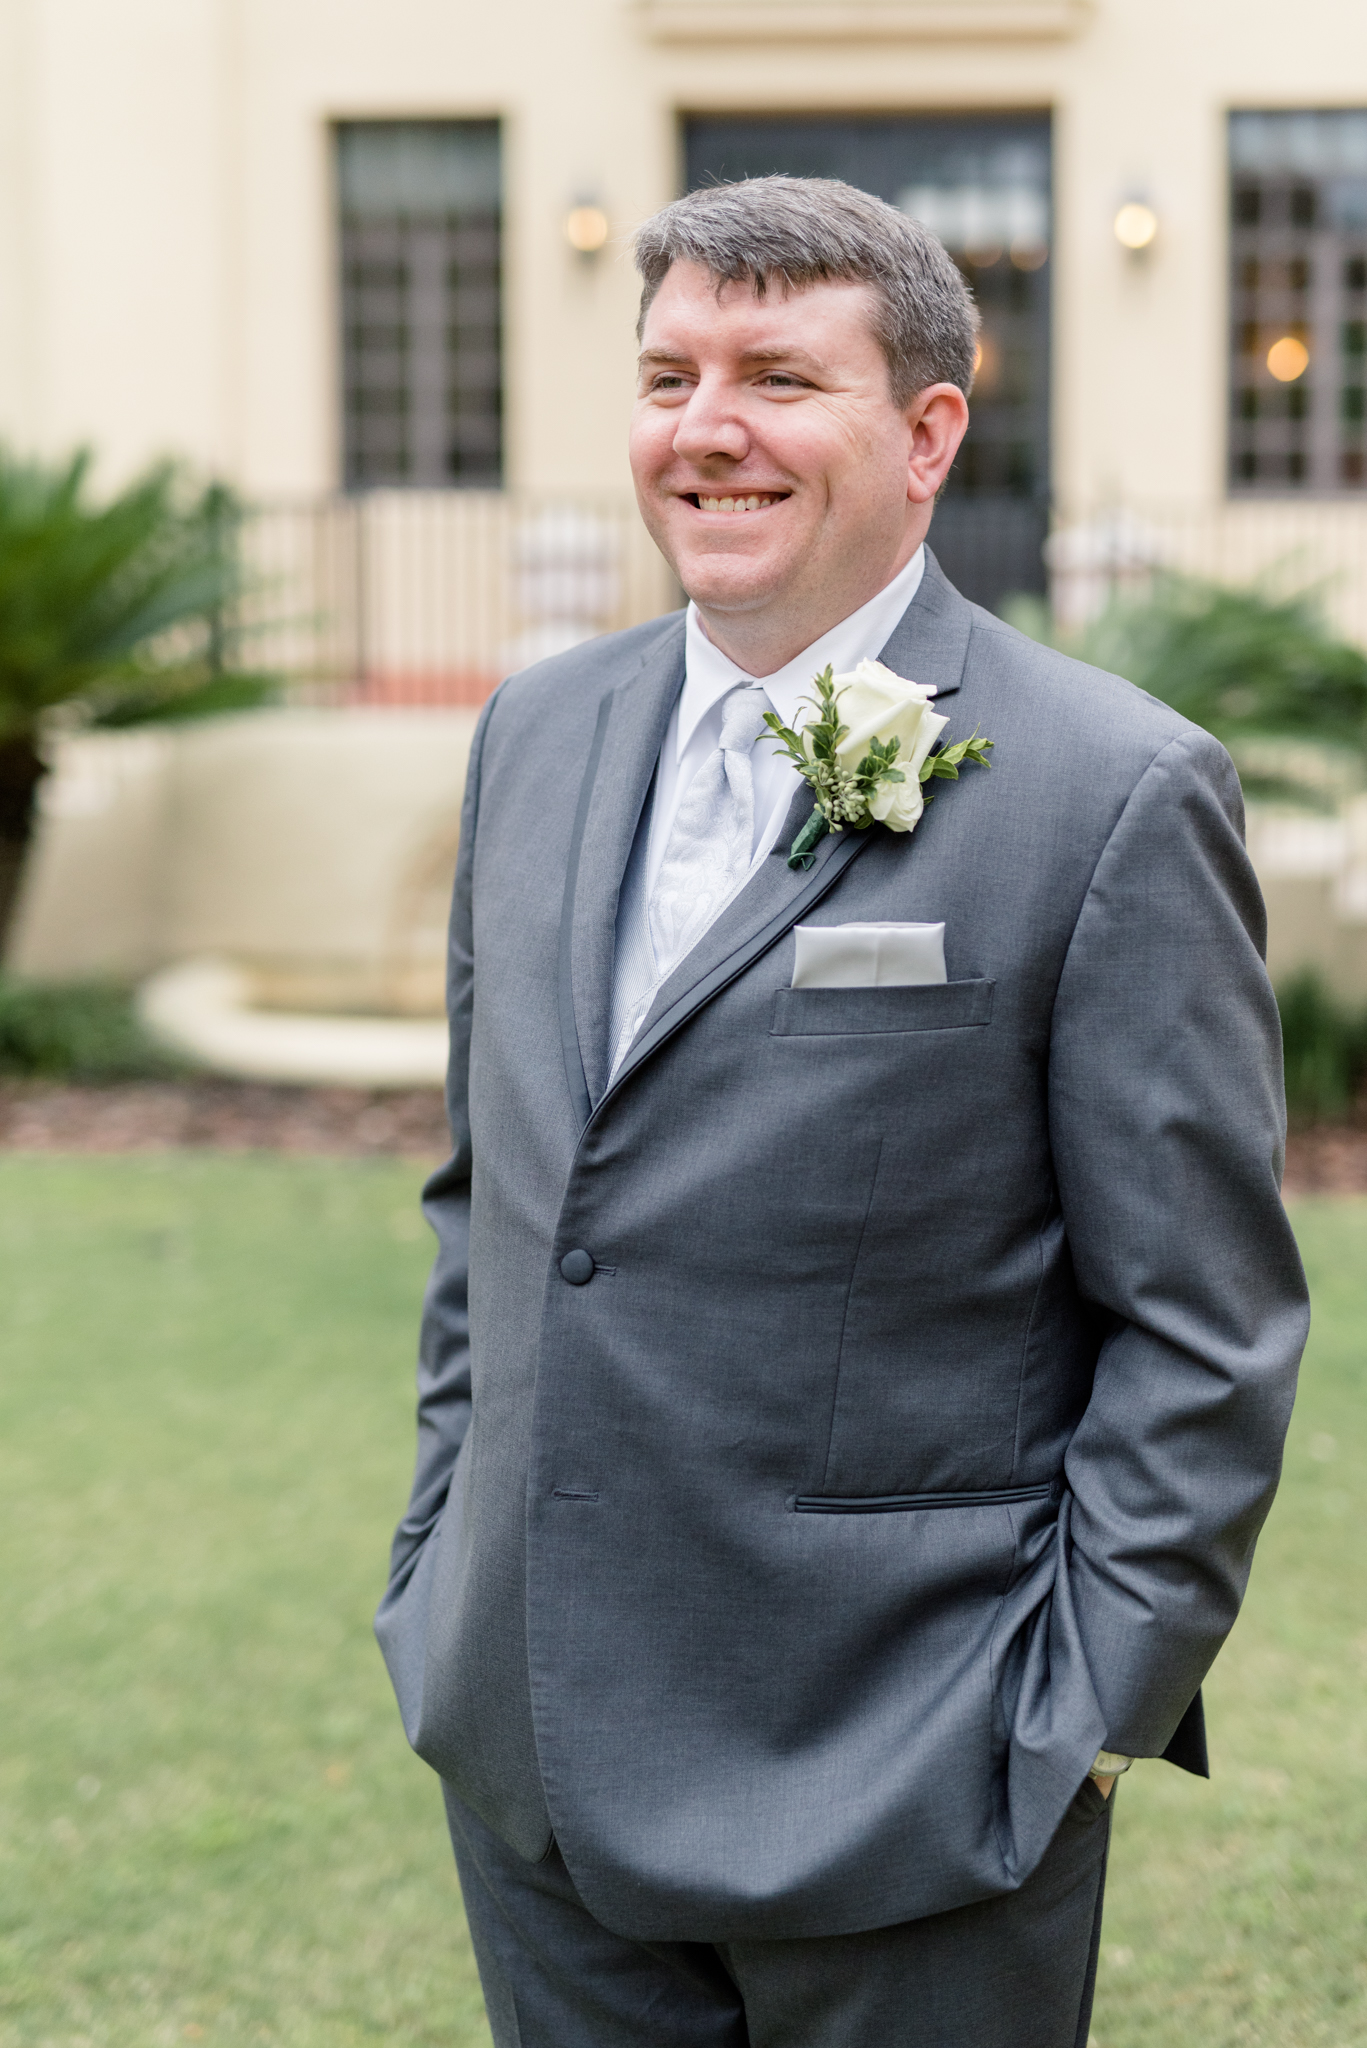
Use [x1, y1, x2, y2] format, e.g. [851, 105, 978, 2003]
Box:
[6, 0, 1367, 1017]
[1, 0, 1366, 522]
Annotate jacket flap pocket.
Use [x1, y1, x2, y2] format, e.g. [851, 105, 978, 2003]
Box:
[771, 979, 994, 1037]
[795, 1480, 1057, 1513]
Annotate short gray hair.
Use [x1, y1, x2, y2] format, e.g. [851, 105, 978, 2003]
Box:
[634, 176, 979, 404]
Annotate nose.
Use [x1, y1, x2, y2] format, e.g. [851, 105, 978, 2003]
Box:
[671, 373, 750, 467]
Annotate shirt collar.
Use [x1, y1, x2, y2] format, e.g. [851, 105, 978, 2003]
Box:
[678, 545, 927, 762]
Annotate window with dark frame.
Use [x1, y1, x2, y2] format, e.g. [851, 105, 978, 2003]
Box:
[1230, 110, 1367, 495]
[338, 121, 502, 489]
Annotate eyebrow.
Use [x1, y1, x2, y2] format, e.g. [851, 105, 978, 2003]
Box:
[636, 346, 833, 374]
[737, 347, 833, 374]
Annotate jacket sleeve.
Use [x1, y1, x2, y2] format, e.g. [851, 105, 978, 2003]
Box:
[1048, 725, 1310, 1759]
[379, 691, 494, 1608]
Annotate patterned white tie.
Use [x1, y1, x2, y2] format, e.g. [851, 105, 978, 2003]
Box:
[608, 684, 771, 1078]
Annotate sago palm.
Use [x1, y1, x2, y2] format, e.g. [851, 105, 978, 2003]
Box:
[0, 447, 270, 945]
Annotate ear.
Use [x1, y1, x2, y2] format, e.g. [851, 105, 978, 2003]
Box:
[905, 383, 970, 506]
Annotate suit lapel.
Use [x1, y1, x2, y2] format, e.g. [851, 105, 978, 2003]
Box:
[876, 546, 972, 700]
[602, 548, 980, 1103]
[560, 618, 686, 1119]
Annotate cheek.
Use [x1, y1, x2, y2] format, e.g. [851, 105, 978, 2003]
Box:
[750, 408, 828, 480]
[825, 432, 914, 532]
[764, 406, 903, 505]
[833, 407, 909, 480]
[628, 408, 678, 483]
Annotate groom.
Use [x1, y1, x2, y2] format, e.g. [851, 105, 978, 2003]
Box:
[378, 177, 1308, 2046]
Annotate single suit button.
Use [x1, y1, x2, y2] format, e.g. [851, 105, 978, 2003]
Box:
[560, 1249, 595, 1285]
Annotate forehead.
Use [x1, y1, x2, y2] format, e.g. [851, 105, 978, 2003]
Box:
[639, 261, 883, 365]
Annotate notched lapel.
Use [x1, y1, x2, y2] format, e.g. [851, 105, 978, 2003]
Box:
[877, 547, 973, 703]
[564, 619, 686, 1114]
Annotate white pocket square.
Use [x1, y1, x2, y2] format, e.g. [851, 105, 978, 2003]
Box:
[791, 922, 947, 989]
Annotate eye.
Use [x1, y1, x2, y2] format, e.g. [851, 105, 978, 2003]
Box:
[649, 373, 689, 392]
[758, 372, 808, 390]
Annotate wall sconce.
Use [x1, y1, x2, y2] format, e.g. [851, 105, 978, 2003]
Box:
[1113, 201, 1159, 254]
[565, 202, 610, 258]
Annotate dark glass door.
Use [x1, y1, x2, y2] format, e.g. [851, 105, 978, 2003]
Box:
[682, 114, 1051, 611]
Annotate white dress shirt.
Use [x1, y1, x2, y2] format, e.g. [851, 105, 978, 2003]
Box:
[640, 546, 926, 898]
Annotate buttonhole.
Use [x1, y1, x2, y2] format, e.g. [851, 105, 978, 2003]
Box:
[552, 1489, 600, 1503]
[593, 1264, 617, 1276]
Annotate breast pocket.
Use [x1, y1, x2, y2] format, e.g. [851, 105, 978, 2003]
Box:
[770, 980, 994, 1037]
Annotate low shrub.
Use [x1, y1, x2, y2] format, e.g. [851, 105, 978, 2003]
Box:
[1277, 970, 1367, 1124]
[0, 976, 181, 1080]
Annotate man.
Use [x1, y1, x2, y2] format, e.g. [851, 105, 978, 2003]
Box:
[377, 177, 1308, 2047]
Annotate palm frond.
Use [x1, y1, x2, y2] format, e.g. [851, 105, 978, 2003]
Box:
[0, 447, 275, 737]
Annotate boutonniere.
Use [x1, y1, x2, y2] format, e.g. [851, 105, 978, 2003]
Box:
[763, 659, 994, 870]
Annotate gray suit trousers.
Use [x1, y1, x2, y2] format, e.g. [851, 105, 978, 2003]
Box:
[446, 1781, 1114, 2048]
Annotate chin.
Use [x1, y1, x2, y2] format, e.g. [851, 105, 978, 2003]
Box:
[676, 550, 792, 616]
[679, 573, 780, 617]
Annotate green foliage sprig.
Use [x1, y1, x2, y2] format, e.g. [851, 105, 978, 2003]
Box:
[923, 730, 996, 786]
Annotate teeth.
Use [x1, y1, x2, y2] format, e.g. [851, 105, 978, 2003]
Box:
[697, 494, 780, 513]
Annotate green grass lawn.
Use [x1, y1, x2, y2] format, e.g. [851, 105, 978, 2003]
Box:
[1091, 1198, 1367, 2048]
[0, 1157, 491, 2048]
[0, 1159, 1362, 2047]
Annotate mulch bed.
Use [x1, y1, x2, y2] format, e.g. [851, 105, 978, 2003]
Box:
[1283, 1119, 1367, 1195]
[0, 1080, 451, 1158]
[1, 1079, 1365, 1191]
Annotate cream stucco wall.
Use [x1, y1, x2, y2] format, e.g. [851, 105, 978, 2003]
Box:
[6, 710, 478, 1013]
[2, 0, 1366, 507]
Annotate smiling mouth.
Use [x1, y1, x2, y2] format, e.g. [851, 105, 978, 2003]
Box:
[684, 492, 790, 514]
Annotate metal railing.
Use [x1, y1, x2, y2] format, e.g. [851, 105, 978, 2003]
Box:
[233, 490, 1367, 709]
[239, 490, 678, 706]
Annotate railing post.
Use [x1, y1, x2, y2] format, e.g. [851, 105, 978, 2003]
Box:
[353, 492, 369, 694]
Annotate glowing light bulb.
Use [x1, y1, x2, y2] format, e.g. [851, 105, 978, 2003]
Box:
[1266, 335, 1310, 382]
[1113, 202, 1159, 252]
[565, 205, 609, 255]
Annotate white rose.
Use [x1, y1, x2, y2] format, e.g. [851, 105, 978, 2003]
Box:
[805, 658, 948, 834]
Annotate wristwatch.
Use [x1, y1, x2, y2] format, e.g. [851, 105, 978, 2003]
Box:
[1089, 1749, 1134, 1778]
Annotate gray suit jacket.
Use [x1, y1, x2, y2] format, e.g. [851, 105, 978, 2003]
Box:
[376, 550, 1308, 1942]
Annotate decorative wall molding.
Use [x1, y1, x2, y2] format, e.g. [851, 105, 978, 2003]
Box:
[638, 0, 1092, 41]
